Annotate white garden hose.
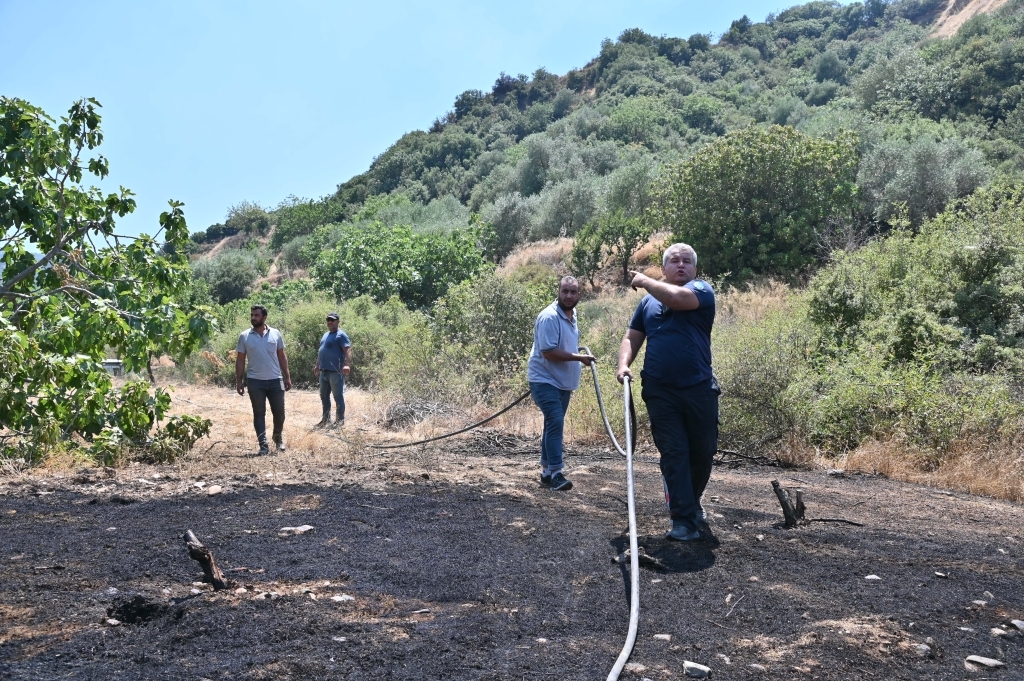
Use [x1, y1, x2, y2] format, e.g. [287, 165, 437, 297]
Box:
[579, 348, 641, 680]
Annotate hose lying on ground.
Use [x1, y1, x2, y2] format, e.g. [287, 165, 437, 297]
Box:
[311, 351, 644, 675]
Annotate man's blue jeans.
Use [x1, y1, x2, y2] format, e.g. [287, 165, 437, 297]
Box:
[247, 377, 286, 446]
[530, 381, 572, 473]
[319, 370, 345, 420]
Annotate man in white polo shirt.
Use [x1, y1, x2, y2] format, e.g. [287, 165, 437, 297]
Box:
[527, 276, 596, 491]
[236, 304, 292, 456]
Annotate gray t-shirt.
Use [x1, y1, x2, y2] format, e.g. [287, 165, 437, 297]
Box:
[526, 301, 582, 391]
[236, 326, 285, 380]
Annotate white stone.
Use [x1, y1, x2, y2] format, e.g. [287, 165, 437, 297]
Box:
[332, 636, 347, 642]
[683, 660, 711, 678]
[105, 618, 120, 626]
[1011, 619, 1024, 632]
[749, 663, 768, 672]
[991, 627, 1009, 637]
[716, 653, 731, 665]
[331, 594, 354, 602]
[984, 590, 995, 600]
[536, 638, 548, 644]
[965, 655, 1005, 669]
[279, 525, 314, 535]
[913, 644, 932, 657]
[207, 485, 222, 496]
[972, 600, 988, 606]
[826, 469, 845, 477]
[190, 588, 201, 594]
[755, 535, 765, 542]
[654, 634, 671, 641]
[624, 663, 647, 673]
[234, 587, 247, 594]
[865, 574, 882, 580]
[934, 571, 947, 578]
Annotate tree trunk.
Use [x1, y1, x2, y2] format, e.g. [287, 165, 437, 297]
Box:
[771, 480, 806, 528]
[183, 530, 232, 590]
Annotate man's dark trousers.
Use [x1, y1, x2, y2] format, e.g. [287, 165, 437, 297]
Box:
[248, 378, 286, 446]
[641, 377, 718, 532]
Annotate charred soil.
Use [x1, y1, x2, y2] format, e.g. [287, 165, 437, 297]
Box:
[1, 443, 1023, 680]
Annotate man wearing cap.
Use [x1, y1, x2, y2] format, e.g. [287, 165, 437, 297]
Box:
[527, 276, 596, 491]
[314, 312, 352, 427]
[236, 304, 292, 456]
[616, 243, 719, 542]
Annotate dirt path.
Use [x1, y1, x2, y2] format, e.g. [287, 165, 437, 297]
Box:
[1, 445, 1022, 680]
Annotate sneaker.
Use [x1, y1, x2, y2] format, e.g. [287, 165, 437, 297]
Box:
[540, 474, 552, 487]
[549, 472, 573, 491]
[665, 519, 701, 542]
[257, 444, 270, 457]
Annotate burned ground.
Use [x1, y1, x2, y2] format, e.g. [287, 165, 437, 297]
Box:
[1, 443, 1023, 680]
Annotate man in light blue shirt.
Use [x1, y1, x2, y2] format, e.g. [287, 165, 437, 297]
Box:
[236, 305, 292, 456]
[527, 276, 596, 491]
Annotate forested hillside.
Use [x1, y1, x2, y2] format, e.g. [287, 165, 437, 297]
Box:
[189, 0, 1024, 298]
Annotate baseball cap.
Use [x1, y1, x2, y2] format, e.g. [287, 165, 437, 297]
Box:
[326, 312, 339, 320]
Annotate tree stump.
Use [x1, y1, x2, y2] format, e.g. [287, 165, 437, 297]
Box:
[183, 530, 232, 590]
[771, 480, 806, 528]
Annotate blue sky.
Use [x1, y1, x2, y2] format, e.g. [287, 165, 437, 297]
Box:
[2, 0, 802, 236]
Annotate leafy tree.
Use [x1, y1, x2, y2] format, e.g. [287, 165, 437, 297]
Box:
[225, 201, 270, 235]
[654, 125, 859, 280]
[567, 222, 604, 287]
[0, 98, 216, 457]
[858, 133, 990, 226]
[193, 250, 270, 304]
[311, 222, 486, 308]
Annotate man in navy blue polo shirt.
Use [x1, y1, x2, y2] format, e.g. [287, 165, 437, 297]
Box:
[527, 276, 596, 491]
[314, 311, 352, 427]
[616, 243, 719, 541]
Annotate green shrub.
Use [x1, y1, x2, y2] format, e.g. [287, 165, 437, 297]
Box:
[193, 250, 270, 304]
[310, 222, 486, 308]
[654, 125, 858, 282]
[280, 235, 313, 273]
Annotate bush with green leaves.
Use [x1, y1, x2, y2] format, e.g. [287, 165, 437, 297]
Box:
[857, 131, 990, 226]
[280, 235, 313, 273]
[310, 222, 486, 308]
[654, 124, 858, 281]
[711, 185, 1024, 457]
[192, 250, 270, 304]
[225, 201, 270, 236]
[0, 97, 216, 462]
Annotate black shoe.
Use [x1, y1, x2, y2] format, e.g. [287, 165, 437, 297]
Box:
[314, 415, 329, 428]
[257, 444, 270, 456]
[665, 519, 701, 542]
[549, 472, 573, 491]
[540, 474, 552, 487]
[273, 435, 285, 452]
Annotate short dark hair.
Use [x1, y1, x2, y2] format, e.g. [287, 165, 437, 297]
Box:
[250, 304, 268, 316]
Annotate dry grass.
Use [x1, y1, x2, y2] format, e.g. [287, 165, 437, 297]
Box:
[498, 238, 573, 276]
[716, 280, 793, 326]
[833, 439, 1024, 503]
